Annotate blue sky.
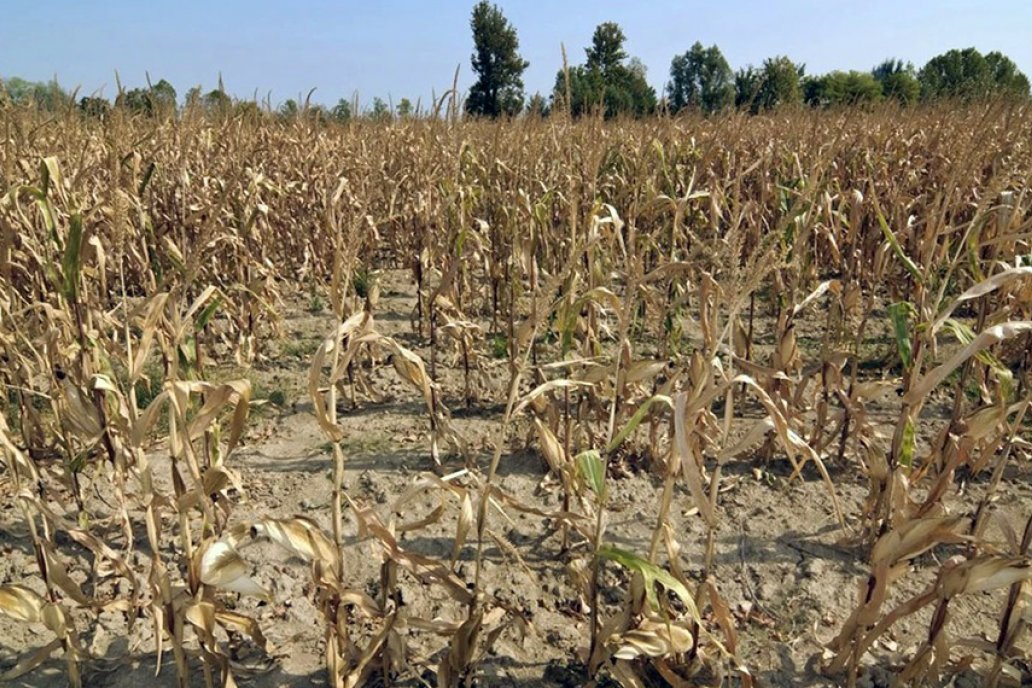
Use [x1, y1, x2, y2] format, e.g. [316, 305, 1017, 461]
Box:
[3, 1, 1031, 109]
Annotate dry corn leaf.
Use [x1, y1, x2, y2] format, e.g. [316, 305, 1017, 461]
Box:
[450, 492, 474, 568]
[940, 556, 1032, 599]
[252, 516, 339, 577]
[673, 392, 715, 526]
[931, 267, 1032, 333]
[0, 584, 46, 624]
[199, 540, 270, 599]
[871, 516, 966, 566]
[514, 379, 592, 416]
[610, 616, 695, 660]
[905, 322, 1032, 404]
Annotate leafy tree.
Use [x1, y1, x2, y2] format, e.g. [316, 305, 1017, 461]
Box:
[984, 51, 1030, 98]
[872, 60, 920, 106]
[586, 22, 628, 76]
[0, 77, 34, 103]
[525, 92, 549, 117]
[736, 57, 803, 113]
[919, 48, 1029, 100]
[1, 77, 71, 110]
[370, 97, 391, 121]
[184, 86, 203, 110]
[397, 97, 413, 118]
[758, 57, 804, 111]
[466, 1, 528, 117]
[234, 101, 264, 121]
[117, 88, 151, 114]
[78, 96, 111, 119]
[734, 67, 762, 110]
[306, 104, 331, 124]
[804, 70, 882, 107]
[150, 79, 177, 114]
[204, 89, 232, 116]
[331, 98, 352, 122]
[622, 58, 658, 115]
[278, 98, 299, 119]
[667, 42, 734, 113]
[553, 22, 656, 118]
[919, 48, 987, 100]
[116, 79, 177, 116]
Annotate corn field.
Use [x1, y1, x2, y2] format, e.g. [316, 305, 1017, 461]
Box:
[1, 101, 1031, 687]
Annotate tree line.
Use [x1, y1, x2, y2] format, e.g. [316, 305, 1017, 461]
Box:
[3, 1, 1029, 121]
[0, 73, 419, 123]
[465, 2, 1029, 117]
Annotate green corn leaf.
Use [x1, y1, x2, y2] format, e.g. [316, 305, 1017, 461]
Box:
[39, 158, 52, 199]
[966, 223, 985, 282]
[899, 417, 916, 469]
[42, 157, 63, 194]
[138, 161, 156, 195]
[942, 318, 1015, 399]
[61, 214, 85, 304]
[178, 338, 197, 373]
[36, 196, 58, 239]
[875, 203, 923, 284]
[888, 302, 914, 370]
[575, 450, 606, 499]
[599, 546, 699, 620]
[195, 296, 222, 331]
[606, 394, 673, 454]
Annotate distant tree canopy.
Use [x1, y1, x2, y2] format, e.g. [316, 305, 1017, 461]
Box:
[0, 77, 71, 109]
[525, 92, 548, 117]
[185, 86, 203, 109]
[233, 100, 264, 121]
[553, 22, 657, 118]
[370, 97, 391, 121]
[736, 56, 804, 113]
[872, 60, 921, 106]
[203, 89, 232, 115]
[5, 29, 1031, 125]
[331, 98, 353, 122]
[918, 47, 1030, 100]
[278, 99, 300, 119]
[78, 96, 111, 119]
[804, 70, 883, 108]
[466, 1, 528, 117]
[667, 42, 734, 114]
[116, 79, 177, 115]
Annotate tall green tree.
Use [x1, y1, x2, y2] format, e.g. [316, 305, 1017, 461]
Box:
[78, 96, 111, 119]
[667, 42, 734, 113]
[525, 92, 549, 117]
[278, 98, 299, 120]
[872, 59, 920, 106]
[919, 48, 1029, 100]
[184, 86, 203, 110]
[553, 22, 656, 118]
[150, 79, 177, 113]
[116, 79, 177, 116]
[734, 67, 762, 110]
[804, 71, 882, 107]
[465, 1, 528, 117]
[204, 89, 232, 116]
[736, 57, 803, 113]
[585, 22, 628, 76]
[1, 77, 71, 110]
[984, 51, 1030, 98]
[370, 97, 391, 121]
[331, 98, 352, 122]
